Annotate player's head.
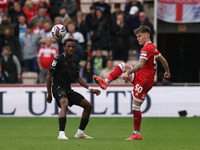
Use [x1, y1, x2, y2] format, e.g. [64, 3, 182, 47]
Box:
[63, 38, 76, 58]
[134, 25, 151, 45]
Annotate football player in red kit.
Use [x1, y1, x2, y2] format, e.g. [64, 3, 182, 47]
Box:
[93, 25, 171, 140]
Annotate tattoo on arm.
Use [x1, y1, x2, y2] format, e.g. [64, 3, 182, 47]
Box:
[127, 58, 147, 74]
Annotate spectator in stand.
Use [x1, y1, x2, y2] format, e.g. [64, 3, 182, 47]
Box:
[68, 34, 85, 64]
[62, 21, 85, 49]
[8, 1, 26, 26]
[54, 16, 62, 25]
[110, 13, 130, 62]
[126, 6, 140, 51]
[32, 0, 51, 18]
[91, 8, 110, 51]
[99, 59, 123, 84]
[90, 49, 107, 76]
[49, 0, 64, 21]
[32, 19, 45, 36]
[15, 14, 27, 43]
[139, 11, 156, 42]
[0, 7, 3, 24]
[59, 7, 72, 27]
[76, 11, 87, 50]
[93, 0, 111, 18]
[0, 13, 15, 37]
[124, 0, 144, 15]
[61, 0, 78, 22]
[110, 3, 124, 26]
[0, 28, 21, 62]
[79, 61, 97, 83]
[40, 21, 58, 50]
[22, 0, 35, 23]
[85, 5, 96, 41]
[37, 37, 58, 83]
[21, 24, 40, 72]
[0, 46, 21, 83]
[29, 6, 52, 27]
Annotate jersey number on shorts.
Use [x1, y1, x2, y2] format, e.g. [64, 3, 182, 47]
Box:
[135, 84, 143, 93]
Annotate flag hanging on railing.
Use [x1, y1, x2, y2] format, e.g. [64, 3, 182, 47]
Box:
[157, 0, 200, 23]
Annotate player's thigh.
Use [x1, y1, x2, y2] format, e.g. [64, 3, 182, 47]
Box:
[53, 88, 68, 108]
[124, 63, 132, 72]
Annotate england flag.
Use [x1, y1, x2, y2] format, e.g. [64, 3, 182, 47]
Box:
[158, 0, 200, 23]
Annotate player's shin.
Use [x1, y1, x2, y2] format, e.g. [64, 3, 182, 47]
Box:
[132, 104, 142, 135]
[59, 117, 66, 134]
[106, 63, 124, 84]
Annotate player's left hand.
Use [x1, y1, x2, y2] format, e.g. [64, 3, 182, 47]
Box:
[91, 89, 101, 96]
[122, 72, 129, 80]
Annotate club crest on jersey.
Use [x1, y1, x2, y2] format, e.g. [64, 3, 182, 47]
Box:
[52, 60, 57, 67]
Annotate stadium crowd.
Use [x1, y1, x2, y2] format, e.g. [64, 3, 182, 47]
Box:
[0, 0, 161, 85]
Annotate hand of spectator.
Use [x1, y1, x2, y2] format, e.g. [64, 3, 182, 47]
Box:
[91, 89, 101, 96]
[46, 94, 52, 103]
[40, 37, 46, 43]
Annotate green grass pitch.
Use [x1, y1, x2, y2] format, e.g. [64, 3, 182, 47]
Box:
[0, 117, 199, 150]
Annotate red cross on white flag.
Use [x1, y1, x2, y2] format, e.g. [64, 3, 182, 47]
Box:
[158, 0, 200, 23]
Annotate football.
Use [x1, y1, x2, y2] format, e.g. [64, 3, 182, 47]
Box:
[51, 24, 67, 40]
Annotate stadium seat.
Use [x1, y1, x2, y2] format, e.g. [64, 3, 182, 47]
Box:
[92, 50, 109, 58]
[113, 60, 125, 67]
[126, 60, 138, 66]
[22, 72, 38, 85]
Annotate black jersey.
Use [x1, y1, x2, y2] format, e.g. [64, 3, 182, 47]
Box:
[49, 53, 79, 90]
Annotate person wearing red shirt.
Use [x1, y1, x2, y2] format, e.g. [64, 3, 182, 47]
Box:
[22, 0, 35, 23]
[37, 37, 58, 83]
[93, 25, 171, 140]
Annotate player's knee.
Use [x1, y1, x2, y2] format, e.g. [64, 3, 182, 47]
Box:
[118, 63, 126, 72]
[60, 98, 69, 108]
[132, 104, 141, 111]
[86, 103, 93, 111]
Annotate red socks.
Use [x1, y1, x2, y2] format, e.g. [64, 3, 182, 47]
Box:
[106, 65, 122, 82]
[133, 110, 141, 131]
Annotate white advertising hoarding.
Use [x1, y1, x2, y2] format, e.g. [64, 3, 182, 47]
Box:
[0, 86, 199, 117]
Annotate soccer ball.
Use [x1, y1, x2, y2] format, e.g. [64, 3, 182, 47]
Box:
[51, 24, 67, 40]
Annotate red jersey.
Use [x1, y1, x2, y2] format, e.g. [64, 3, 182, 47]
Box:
[135, 42, 160, 84]
[37, 46, 58, 69]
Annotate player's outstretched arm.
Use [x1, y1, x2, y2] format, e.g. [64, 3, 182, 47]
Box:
[157, 55, 171, 78]
[46, 71, 53, 103]
[122, 58, 147, 80]
[77, 76, 101, 96]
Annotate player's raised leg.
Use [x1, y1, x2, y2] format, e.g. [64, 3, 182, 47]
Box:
[75, 99, 93, 139]
[93, 63, 131, 90]
[58, 98, 69, 140]
[126, 99, 143, 140]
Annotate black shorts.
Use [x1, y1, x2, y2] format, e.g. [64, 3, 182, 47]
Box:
[53, 87, 84, 108]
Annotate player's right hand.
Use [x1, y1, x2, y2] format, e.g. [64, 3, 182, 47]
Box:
[164, 72, 171, 79]
[46, 94, 52, 103]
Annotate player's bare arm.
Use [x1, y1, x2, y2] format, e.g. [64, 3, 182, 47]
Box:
[77, 76, 101, 96]
[122, 58, 147, 80]
[157, 55, 171, 78]
[46, 71, 53, 103]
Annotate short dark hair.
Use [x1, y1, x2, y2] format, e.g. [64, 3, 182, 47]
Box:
[114, 3, 120, 8]
[134, 25, 151, 35]
[64, 38, 76, 45]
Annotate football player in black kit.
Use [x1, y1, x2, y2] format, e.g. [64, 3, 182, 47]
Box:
[46, 38, 101, 140]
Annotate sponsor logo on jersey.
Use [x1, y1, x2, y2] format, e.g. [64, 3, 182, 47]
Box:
[52, 60, 57, 67]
